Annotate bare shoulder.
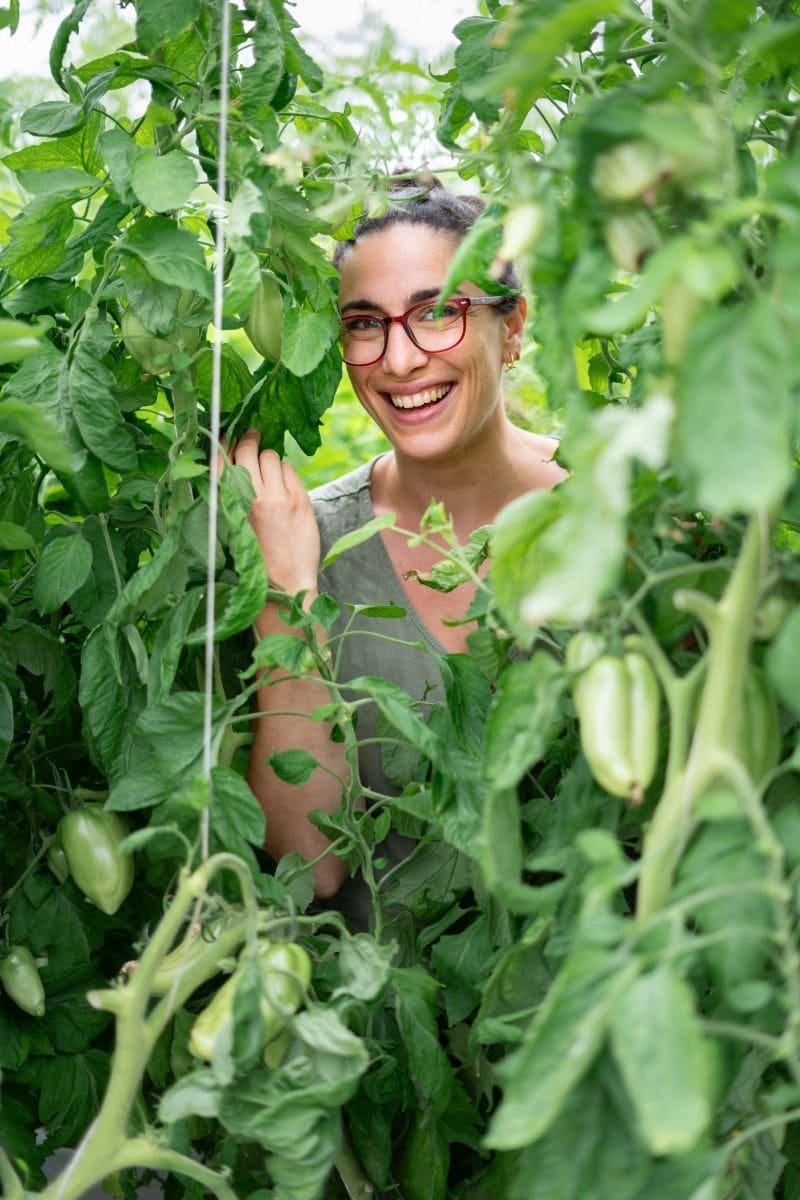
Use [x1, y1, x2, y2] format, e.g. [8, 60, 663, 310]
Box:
[517, 429, 569, 490]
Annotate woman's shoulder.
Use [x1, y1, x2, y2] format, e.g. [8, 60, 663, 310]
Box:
[309, 458, 374, 509]
[518, 429, 569, 489]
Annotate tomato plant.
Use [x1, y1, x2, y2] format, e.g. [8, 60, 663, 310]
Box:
[0, 1, 799, 1199]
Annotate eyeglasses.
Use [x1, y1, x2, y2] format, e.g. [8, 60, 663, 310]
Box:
[340, 295, 513, 366]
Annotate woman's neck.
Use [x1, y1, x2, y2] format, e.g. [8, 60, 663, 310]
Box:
[372, 420, 557, 540]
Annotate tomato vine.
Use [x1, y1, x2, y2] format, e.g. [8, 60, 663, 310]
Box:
[0, 1, 799, 1198]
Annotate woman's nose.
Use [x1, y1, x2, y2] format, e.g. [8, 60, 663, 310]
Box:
[381, 319, 429, 375]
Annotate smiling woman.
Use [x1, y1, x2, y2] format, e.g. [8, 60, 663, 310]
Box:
[229, 172, 566, 926]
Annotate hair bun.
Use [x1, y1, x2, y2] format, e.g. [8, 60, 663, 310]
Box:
[385, 168, 443, 198]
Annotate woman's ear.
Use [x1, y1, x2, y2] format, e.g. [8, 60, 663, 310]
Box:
[502, 294, 527, 362]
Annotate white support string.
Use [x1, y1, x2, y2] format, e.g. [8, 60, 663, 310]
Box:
[201, 0, 232, 858]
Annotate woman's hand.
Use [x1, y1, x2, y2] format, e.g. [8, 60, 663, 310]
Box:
[227, 430, 320, 597]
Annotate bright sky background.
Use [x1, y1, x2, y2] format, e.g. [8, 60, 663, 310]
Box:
[3, 0, 480, 78]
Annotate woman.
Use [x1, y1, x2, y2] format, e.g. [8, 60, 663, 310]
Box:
[231, 176, 566, 916]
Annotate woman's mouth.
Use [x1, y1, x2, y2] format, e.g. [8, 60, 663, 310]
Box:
[386, 383, 453, 410]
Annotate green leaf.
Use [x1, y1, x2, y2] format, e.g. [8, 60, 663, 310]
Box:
[130, 147, 198, 213]
[0, 0, 19, 34]
[159, 1068, 222, 1123]
[610, 964, 711, 1155]
[486, 946, 639, 1150]
[20, 101, 85, 137]
[0, 682, 13, 770]
[391, 965, 454, 1116]
[280, 304, 337, 377]
[49, 0, 92, 89]
[0, 196, 74, 281]
[674, 820, 773, 994]
[37, 1050, 108, 1146]
[136, 0, 202, 53]
[333, 933, 396, 1002]
[269, 749, 319, 785]
[322, 512, 396, 567]
[69, 329, 139, 471]
[223, 248, 261, 317]
[255, 342, 341, 456]
[33, 533, 93, 614]
[121, 216, 212, 298]
[484, 653, 567, 787]
[0, 521, 34, 550]
[481, 787, 552, 915]
[80, 627, 143, 777]
[676, 299, 793, 514]
[147, 588, 204, 704]
[492, 395, 672, 630]
[347, 675, 440, 761]
[251, 633, 316, 677]
[438, 204, 510, 300]
[510, 1061, 650, 1200]
[492, 0, 629, 111]
[198, 465, 268, 641]
[210, 765, 266, 852]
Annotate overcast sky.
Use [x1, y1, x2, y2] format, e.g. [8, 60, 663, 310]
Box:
[3, 0, 479, 78]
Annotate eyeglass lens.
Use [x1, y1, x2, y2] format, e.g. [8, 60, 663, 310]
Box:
[341, 301, 466, 365]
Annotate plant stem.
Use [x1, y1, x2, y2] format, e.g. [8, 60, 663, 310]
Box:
[39, 855, 260, 1200]
[637, 514, 768, 919]
[0, 1147, 24, 1200]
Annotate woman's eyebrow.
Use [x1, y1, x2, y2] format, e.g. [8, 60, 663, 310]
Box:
[339, 286, 447, 316]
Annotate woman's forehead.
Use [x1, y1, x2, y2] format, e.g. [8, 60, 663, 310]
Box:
[337, 223, 462, 304]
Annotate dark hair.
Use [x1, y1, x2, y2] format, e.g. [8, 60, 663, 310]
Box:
[333, 170, 521, 304]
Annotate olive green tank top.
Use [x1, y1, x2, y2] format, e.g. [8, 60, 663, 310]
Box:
[310, 457, 446, 927]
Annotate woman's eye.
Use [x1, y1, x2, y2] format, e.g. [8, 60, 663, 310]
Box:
[418, 303, 460, 322]
[345, 317, 382, 333]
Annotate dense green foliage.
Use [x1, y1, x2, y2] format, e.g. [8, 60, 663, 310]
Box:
[0, 1, 799, 1198]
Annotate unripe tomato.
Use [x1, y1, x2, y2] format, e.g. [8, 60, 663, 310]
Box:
[571, 646, 661, 804]
[0, 945, 45, 1017]
[738, 668, 781, 784]
[58, 805, 134, 916]
[500, 202, 545, 261]
[591, 141, 669, 202]
[604, 211, 660, 273]
[259, 940, 312, 1017]
[188, 939, 311, 1062]
[121, 293, 202, 375]
[46, 840, 70, 884]
[244, 271, 283, 362]
[753, 594, 791, 641]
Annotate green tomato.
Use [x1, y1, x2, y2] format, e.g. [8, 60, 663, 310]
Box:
[188, 939, 312, 1062]
[753, 594, 791, 641]
[0, 945, 45, 1017]
[604, 211, 660, 273]
[572, 648, 661, 804]
[46, 840, 70, 884]
[58, 805, 134, 916]
[244, 270, 283, 362]
[591, 141, 669, 202]
[259, 940, 312, 1018]
[121, 293, 202, 376]
[738, 668, 781, 784]
[188, 966, 241, 1061]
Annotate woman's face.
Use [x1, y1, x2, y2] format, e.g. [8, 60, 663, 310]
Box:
[337, 222, 525, 466]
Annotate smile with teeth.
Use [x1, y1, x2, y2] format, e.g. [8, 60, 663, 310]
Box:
[387, 383, 452, 410]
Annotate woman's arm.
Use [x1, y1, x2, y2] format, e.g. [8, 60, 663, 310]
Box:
[230, 431, 350, 898]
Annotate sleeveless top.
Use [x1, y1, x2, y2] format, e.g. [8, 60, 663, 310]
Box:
[310, 457, 448, 927]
